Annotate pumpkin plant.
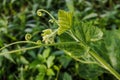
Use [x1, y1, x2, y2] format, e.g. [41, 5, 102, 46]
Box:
[0, 9, 120, 80]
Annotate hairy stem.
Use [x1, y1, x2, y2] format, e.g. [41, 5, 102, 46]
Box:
[0, 41, 38, 51]
[0, 45, 41, 56]
[89, 50, 120, 80]
[64, 50, 100, 65]
[0, 42, 78, 56]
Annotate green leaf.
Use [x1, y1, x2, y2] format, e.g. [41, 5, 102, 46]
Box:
[37, 54, 46, 63]
[46, 56, 55, 68]
[59, 32, 75, 42]
[63, 72, 72, 80]
[78, 63, 104, 79]
[46, 68, 55, 76]
[2, 49, 15, 63]
[35, 73, 45, 80]
[36, 64, 47, 73]
[59, 55, 71, 68]
[53, 65, 59, 71]
[42, 48, 51, 59]
[57, 33, 86, 56]
[46, 0, 52, 8]
[55, 42, 86, 56]
[35, 65, 47, 80]
[103, 29, 120, 71]
[83, 13, 97, 20]
[20, 56, 29, 64]
[65, 0, 74, 12]
[42, 29, 52, 36]
[90, 29, 120, 75]
[29, 60, 40, 69]
[58, 10, 73, 35]
[72, 21, 103, 43]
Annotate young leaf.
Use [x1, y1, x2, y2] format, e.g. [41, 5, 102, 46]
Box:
[37, 64, 47, 73]
[37, 54, 46, 63]
[63, 72, 72, 80]
[58, 10, 73, 35]
[35, 73, 45, 80]
[83, 13, 97, 20]
[65, 0, 74, 12]
[46, 55, 55, 68]
[20, 56, 29, 64]
[46, 68, 55, 76]
[42, 48, 51, 59]
[29, 60, 40, 69]
[36, 64, 46, 80]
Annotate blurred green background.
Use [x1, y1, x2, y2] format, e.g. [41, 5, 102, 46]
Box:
[0, 0, 120, 80]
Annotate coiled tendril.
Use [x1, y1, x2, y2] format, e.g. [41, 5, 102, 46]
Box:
[25, 33, 32, 41]
[37, 10, 42, 16]
[37, 9, 60, 26]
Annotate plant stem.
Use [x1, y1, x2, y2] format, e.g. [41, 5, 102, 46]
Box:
[0, 42, 78, 56]
[0, 45, 41, 56]
[0, 41, 37, 51]
[69, 30, 120, 79]
[89, 50, 120, 80]
[64, 50, 99, 65]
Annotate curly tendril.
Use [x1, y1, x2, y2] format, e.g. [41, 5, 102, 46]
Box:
[25, 33, 32, 41]
[37, 9, 55, 20]
[37, 9, 60, 27]
[37, 10, 42, 16]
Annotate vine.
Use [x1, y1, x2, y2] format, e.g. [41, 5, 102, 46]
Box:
[0, 9, 120, 80]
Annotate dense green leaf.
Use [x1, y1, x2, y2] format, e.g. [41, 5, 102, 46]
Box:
[20, 56, 29, 64]
[35, 65, 47, 80]
[46, 55, 55, 68]
[83, 13, 97, 20]
[59, 32, 75, 42]
[42, 48, 51, 59]
[58, 10, 73, 35]
[65, 0, 74, 12]
[37, 64, 47, 73]
[57, 33, 86, 56]
[35, 73, 45, 80]
[59, 55, 71, 68]
[72, 21, 103, 43]
[1, 49, 15, 63]
[46, 68, 55, 76]
[29, 60, 40, 69]
[1, 0, 120, 80]
[55, 42, 86, 56]
[104, 30, 120, 72]
[37, 54, 46, 63]
[78, 64, 104, 79]
[63, 72, 72, 80]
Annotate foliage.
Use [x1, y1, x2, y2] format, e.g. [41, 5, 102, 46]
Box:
[0, 0, 120, 80]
